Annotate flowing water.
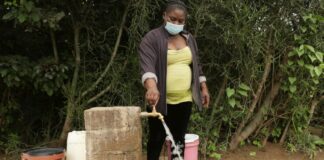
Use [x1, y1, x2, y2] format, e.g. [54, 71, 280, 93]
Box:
[161, 121, 183, 160]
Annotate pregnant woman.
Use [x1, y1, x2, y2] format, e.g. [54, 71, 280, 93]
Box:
[139, 1, 210, 159]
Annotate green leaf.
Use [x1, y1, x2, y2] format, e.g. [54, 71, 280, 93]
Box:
[281, 85, 288, 92]
[228, 98, 236, 107]
[288, 60, 294, 66]
[12, 65, 18, 71]
[301, 26, 307, 33]
[2, 12, 14, 20]
[210, 153, 222, 160]
[297, 60, 304, 66]
[294, 34, 301, 41]
[311, 86, 316, 90]
[304, 45, 315, 53]
[310, 25, 317, 32]
[320, 64, 324, 69]
[43, 84, 53, 96]
[308, 55, 316, 62]
[4, 2, 12, 5]
[288, 77, 296, 84]
[314, 139, 324, 145]
[315, 52, 323, 62]
[239, 83, 251, 91]
[310, 69, 315, 77]
[297, 48, 304, 57]
[305, 64, 313, 70]
[17, 14, 27, 23]
[25, 1, 34, 12]
[302, 15, 310, 21]
[226, 88, 235, 98]
[14, 76, 20, 82]
[49, 22, 55, 28]
[289, 85, 297, 93]
[238, 90, 248, 97]
[288, 51, 296, 57]
[0, 70, 8, 77]
[30, 13, 40, 22]
[253, 140, 262, 148]
[312, 79, 319, 84]
[314, 67, 322, 76]
[54, 12, 65, 21]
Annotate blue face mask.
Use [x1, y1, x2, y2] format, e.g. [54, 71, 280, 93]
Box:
[164, 22, 184, 35]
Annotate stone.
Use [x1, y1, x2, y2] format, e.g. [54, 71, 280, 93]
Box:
[84, 106, 142, 160]
[84, 106, 141, 131]
[86, 150, 141, 160]
[86, 127, 142, 154]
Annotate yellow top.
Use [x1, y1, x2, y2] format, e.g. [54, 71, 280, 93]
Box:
[166, 46, 193, 104]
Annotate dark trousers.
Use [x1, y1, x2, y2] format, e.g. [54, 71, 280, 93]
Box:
[147, 101, 192, 160]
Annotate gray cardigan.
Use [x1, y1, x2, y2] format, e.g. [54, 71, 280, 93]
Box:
[139, 25, 206, 115]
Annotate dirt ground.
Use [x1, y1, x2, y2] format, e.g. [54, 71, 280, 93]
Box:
[1, 143, 323, 160]
[142, 142, 324, 160]
[220, 143, 323, 160]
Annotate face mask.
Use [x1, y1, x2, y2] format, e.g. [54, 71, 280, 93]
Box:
[164, 21, 184, 35]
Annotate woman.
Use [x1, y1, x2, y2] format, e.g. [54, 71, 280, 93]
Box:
[139, 0, 210, 159]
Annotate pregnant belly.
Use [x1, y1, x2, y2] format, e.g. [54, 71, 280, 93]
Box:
[167, 64, 192, 93]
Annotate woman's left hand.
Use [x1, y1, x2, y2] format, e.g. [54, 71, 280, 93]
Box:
[201, 82, 210, 108]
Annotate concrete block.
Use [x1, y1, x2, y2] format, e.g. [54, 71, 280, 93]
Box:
[86, 127, 142, 154]
[84, 106, 141, 131]
[86, 150, 141, 160]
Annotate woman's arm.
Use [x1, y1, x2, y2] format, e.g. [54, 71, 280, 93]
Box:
[144, 78, 160, 106]
[200, 81, 210, 108]
[190, 34, 210, 108]
[139, 33, 160, 106]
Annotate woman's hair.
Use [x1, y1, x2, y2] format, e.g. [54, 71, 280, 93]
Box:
[165, 0, 188, 15]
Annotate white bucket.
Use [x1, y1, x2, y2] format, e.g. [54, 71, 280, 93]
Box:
[66, 130, 86, 160]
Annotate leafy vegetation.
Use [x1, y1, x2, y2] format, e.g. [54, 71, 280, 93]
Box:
[0, 0, 323, 159]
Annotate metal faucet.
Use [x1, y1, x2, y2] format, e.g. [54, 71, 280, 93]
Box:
[140, 99, 164, 122]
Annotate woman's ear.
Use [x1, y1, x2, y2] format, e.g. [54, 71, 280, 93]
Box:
[162, 12, 167, 21]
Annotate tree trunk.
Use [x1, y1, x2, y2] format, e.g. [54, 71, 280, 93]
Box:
[58, 102, 74, 146]
[58, 25, 81, 146]
[279, 120, 291, 144]
[307, 95, 324, 126]
[233, 54, 272, 139]
[50, 29, 59, 64]
[229, 71, 283, 150]
[206, 77, 227, 135]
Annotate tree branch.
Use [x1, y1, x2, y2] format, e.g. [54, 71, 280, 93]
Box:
[86, 83, 113, 105]
[307, 95, 324, 126]
[85, 58, 129, 106]
[79, 3, 130, 101]
[71, 25, 81, 97]
[235, 54, 272, 136]
[50, 29, 59, 64]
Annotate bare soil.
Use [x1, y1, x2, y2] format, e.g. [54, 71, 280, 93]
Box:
[142, 142, 323, 160]
[1, 143, 323, 160]
[220, 143, 323, 160]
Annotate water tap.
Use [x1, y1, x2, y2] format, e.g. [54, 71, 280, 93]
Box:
[140, 99, 164, 122]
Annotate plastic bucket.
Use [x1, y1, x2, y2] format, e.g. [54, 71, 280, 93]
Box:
[66, 131, 86, 160]
[21, 148, 65, 160]
[166, 134, 199, 160]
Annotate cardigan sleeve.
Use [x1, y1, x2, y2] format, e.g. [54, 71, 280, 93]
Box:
[138, 32, 158, 85]
[190, 34, 207, 83]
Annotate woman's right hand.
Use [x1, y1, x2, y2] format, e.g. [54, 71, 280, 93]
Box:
[144, 78, 160, 106]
